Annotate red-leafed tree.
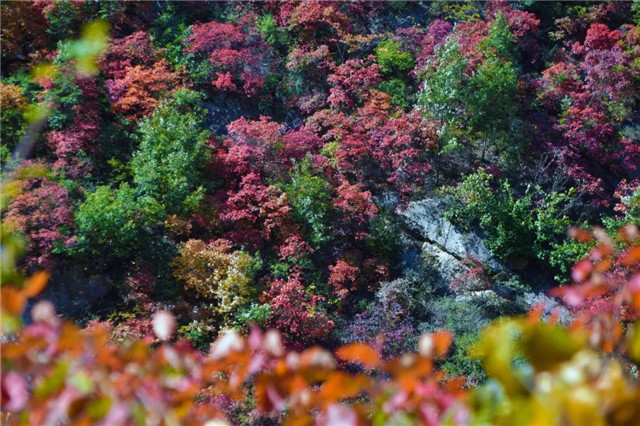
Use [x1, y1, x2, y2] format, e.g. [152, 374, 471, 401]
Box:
[327, 56, 382, 110]
[264, 268, 334, 346]
[100, 31, 157, 80]
[186, 15, 273, 96]
[3, 175, 75, 271]
[46, 77, 101, 179]
[218, 173, 295, 250]
[107, 59, 181, 122]
[308, 90, 434, 195]
[538, 22, 640, 199]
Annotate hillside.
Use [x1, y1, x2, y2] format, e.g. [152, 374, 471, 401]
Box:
[2, 1, 640, 424]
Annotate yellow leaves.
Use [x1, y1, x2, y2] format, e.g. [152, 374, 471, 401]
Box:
[171, 239, 253, 323]
[0, 82, 27, 110]
[521, 322, 583, 372]
[69, 20, 110, 76]
[471, 318, 527, 394]
[626, 321, 640, 362]
[335, 342, 380, 369]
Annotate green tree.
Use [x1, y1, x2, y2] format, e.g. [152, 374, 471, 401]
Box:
[73, 183, 163, 263]
[445, 169, 574, 263]
[417, 37, 468, 152]
[283, 158, 333, 249]
[131, 89, 209, 215]
[418, 14, 521, 161]
[375, 39, 415, 75]
[468, 13, 521, 160]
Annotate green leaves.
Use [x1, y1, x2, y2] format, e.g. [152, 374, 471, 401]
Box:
[56, 20, 110, 75]
[375, 39, 415, 74]
[132, 89, 209, 215]
[417, 15, 522, 160]
[74, 183, 163, 262]
[283, 158, 333, 249]
[445, 169, 573, 263]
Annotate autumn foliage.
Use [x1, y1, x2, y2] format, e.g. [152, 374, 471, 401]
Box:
[2, 1, 640, 424]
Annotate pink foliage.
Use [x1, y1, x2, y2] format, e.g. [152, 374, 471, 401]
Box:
[288, 1, 351, 41]
[4, 177, 75, 271]
[46, 78, 101, 178]
[264, 269, 334, 344]
[310, 91, 434, 195]
[277, 235, 314, 261]
[328, 260, 359, 299]
[186, 16, 272, 96]
[414, 20, 453, 69]
[100, 31, 156, 80]
[219, 173, 293, 250]
[538, 22, 640, 198]
[327, 57, 381, 110]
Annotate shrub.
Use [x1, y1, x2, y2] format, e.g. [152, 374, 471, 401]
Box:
[445, 169, 573, 264]
[375, 39, 415, 74]
[171, 239, 255, 326]
[73, 183, 163, 263]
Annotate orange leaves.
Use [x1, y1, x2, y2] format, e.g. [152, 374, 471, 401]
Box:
[621, 245, 640, 266]
[1, 270, 50, 316]
[335, 342, 380, 369]
[319, 372, 370, 406]
[419, 331, 453, 359]
[22, 271, 50, 298]
[1, 285, 26, 316]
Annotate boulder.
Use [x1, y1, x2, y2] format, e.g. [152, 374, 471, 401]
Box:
[522, 291, 572, 325]
[397, 198, 503, 270]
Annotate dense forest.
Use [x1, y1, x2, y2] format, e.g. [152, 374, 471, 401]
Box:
[2, 1, 640, 424]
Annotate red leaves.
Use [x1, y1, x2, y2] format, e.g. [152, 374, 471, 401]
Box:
[538, 20, 640, 198]
[327, 57, 382, 110]
[4, 177, 76, 271]
[264, 270, 334, 344]
[334, 180, 377, 225]
[328, 259, 360, 299]
[108, 59, 180, 121]
[187, 17, 272, 96]
[584, 23, 622, 51]
[100, 31, 156, 80]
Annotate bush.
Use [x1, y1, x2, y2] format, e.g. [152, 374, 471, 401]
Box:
[171, 239, 256, 327]
[73, 183, 163, 263]
[375, 39, 415, 74]
[283, 158, 334, 249]
[445, 169, 573, 263]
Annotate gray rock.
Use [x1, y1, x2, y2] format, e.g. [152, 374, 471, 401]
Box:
[421, 242, 467, 288]
[397, 198, 503, 270]
[522, 292, 572, 325]
[454, 290, 497, 303]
